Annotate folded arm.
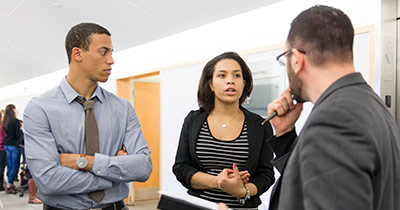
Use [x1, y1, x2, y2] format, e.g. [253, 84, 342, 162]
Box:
[91, 104, 152, 183]
[24, 102, 112, 196]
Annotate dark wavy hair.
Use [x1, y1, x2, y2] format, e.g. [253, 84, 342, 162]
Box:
[287, 5, 354, 66]
[65, 22, 111, 63]
[197, 52, 253, 113]
[2, 104, 16, 131]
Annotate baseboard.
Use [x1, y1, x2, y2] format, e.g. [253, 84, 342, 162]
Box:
[135, 187, 159, 201]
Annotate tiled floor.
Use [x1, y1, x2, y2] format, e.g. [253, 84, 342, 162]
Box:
[0, 190, 159, 210]
[0, 167, 160, 210]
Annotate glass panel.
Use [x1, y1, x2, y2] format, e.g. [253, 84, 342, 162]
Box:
[242, 76, 282, 117]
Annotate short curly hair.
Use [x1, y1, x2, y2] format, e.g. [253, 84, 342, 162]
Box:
[287, 5, 354, 66]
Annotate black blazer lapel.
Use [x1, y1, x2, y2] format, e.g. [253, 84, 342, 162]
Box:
[269, 137, 298, 210]
[188, 110, 208, 171]
[244, 109, 263, 171]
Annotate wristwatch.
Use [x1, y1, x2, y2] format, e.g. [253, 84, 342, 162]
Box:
[237, 184, 250, 205]
[76, 154, 88, 169]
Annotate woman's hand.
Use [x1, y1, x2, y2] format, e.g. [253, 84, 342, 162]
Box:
[218, 203, 229, 210]
[217, 163, 246, 198]
[224, 169, 250, 185]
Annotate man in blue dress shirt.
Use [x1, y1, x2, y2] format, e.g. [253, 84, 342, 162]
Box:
[23, 23, 152, 210]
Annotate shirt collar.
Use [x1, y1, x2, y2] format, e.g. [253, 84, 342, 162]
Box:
[60, 77, 104, 104]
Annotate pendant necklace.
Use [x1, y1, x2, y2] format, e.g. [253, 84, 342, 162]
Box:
[221, 110, 241, 128]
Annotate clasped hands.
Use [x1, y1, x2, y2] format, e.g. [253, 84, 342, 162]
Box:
[217, 163, 249, 198]
[59, 149, 128, 171]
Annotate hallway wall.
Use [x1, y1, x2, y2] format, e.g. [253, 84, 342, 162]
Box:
[0, 0, 382, 209]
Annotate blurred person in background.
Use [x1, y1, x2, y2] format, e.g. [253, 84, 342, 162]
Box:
[0, 110, 7, 191]
[2, 104, 21, 194]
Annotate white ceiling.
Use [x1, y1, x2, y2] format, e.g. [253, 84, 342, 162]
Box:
[0, 0, 281, 88]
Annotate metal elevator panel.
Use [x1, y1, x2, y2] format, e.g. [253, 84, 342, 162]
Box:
[397, 0, 400, 129]
[380, 0, 397, 129]
[397, 20, 400, 129]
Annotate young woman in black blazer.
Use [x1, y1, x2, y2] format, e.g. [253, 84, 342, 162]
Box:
[173, 52, 275, 209]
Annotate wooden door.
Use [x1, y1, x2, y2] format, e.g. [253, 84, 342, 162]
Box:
[133, 81, 160, 200]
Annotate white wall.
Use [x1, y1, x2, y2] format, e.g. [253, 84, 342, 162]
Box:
[0, 68, 116, 119]
[0, 0, 381, 113]
[0, 0, 382, 209]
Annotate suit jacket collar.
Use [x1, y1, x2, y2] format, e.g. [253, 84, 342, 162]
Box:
[242, 107, 265, 171]
[314, 72, 366, 108]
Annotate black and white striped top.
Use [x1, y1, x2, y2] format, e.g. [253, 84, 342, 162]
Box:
[196, 120, 256, 209]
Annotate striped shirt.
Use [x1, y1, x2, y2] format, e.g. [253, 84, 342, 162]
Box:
[196, 120, 256, 209]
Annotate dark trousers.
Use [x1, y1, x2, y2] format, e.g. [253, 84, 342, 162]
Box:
[0, 150, 6, 184]
[43, 201, 127, 210]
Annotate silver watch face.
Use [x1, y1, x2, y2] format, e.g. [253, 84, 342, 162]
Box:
[76, 157, 88, 168]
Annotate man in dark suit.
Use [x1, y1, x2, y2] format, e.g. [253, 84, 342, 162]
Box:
[265, 4, 400, 210]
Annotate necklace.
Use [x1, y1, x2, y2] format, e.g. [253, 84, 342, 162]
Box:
[220, 110, 241, 128]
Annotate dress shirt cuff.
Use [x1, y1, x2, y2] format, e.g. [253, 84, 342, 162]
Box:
[91, 153, 113, 190]
[92, 153, 109, 177]
[267, 128, 297, 158]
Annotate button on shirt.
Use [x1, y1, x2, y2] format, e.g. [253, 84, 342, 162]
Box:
[23, 77, 152, 209]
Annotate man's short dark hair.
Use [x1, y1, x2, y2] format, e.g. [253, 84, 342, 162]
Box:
[287, 5, 354, 66]
[65, 23, 111, 63]
[197, 52, 253, 113]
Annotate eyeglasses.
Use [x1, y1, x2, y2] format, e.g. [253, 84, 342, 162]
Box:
[276, 48, 306, 66]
